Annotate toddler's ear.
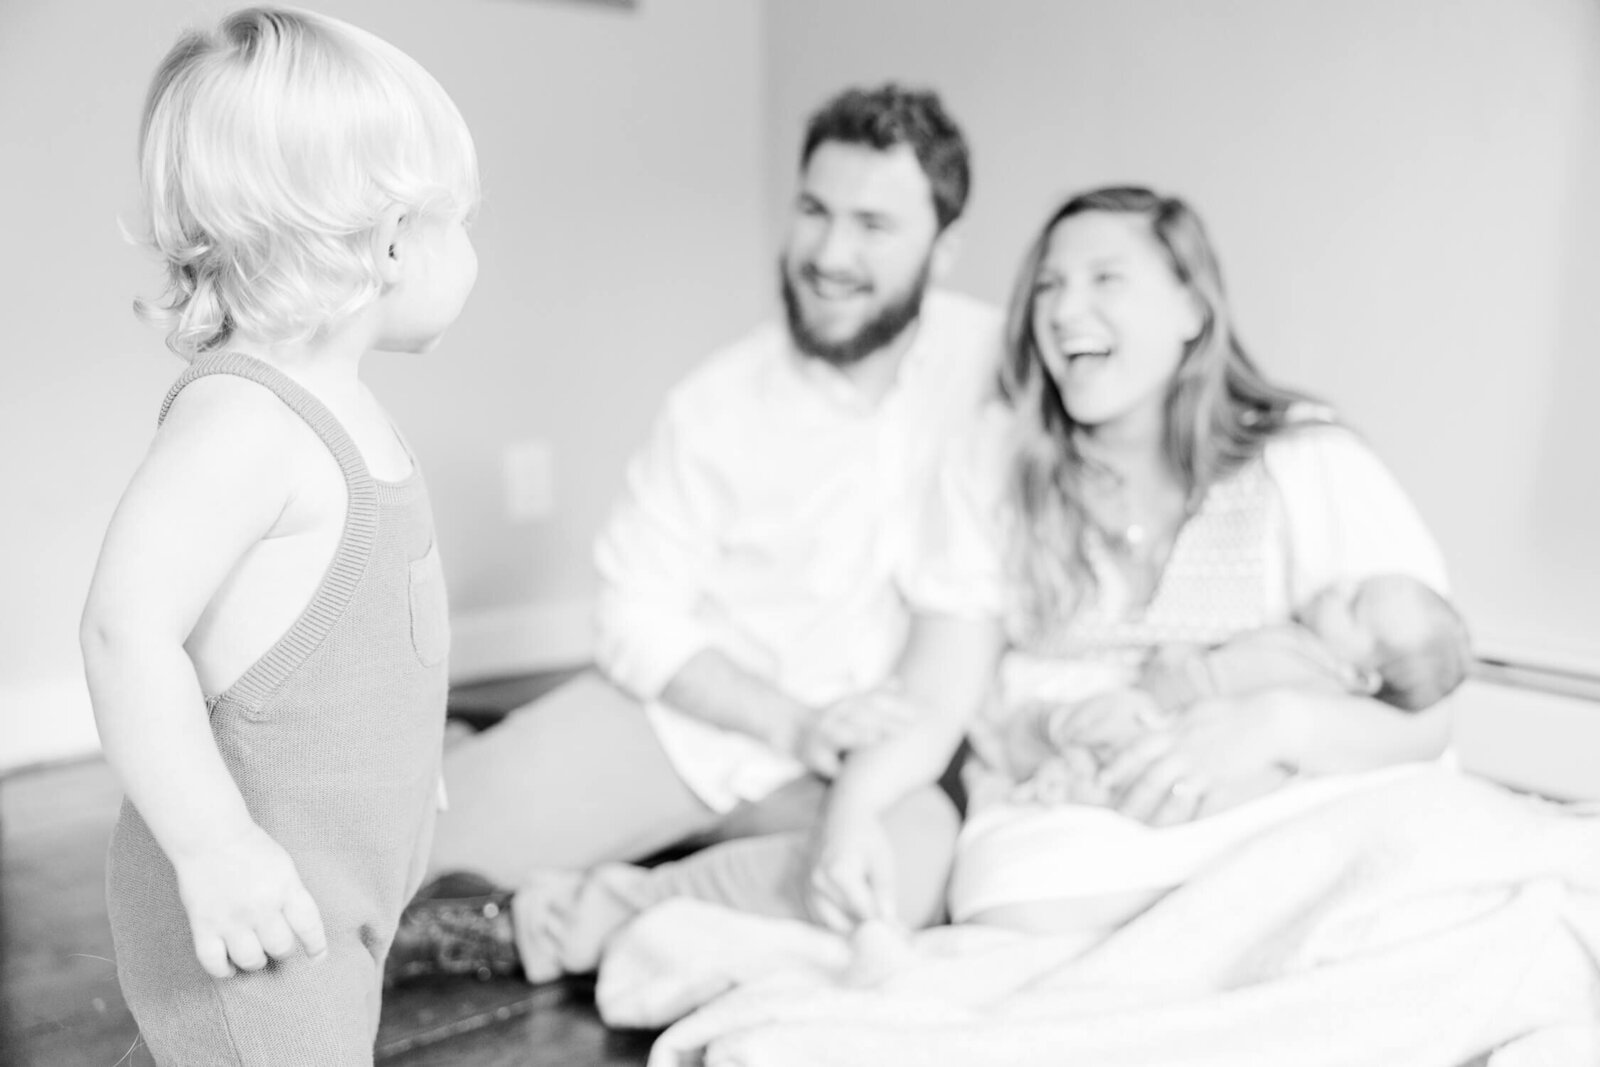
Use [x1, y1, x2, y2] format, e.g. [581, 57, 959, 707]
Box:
[373, 206, 406, 285]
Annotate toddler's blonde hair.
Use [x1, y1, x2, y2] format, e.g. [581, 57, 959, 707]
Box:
[135, 6, 480, 358]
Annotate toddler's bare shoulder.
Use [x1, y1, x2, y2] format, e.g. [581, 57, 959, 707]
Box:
[146, 375, 338, 525]
[157, 375, 323, 467]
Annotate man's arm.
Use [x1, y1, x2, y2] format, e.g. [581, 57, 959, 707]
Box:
[593, 394, 858, 770]
[660, 648, 840, 774]
[592, 400, 723, 702]
[806, 611, 1004, 929]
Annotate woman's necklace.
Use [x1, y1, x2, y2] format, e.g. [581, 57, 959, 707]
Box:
[1081, 466, 1195, 605]
[1097, 514, 1153, 559]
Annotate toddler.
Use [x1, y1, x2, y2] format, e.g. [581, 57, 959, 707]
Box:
[80, 8, 478, 1064]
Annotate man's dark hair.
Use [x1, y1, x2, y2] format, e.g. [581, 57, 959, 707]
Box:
[800, 83, 970, 231]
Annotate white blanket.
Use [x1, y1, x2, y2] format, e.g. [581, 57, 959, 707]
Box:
[594, 769, 1600, 1067]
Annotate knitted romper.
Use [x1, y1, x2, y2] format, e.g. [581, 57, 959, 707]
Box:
[106, 354, 448, 1066]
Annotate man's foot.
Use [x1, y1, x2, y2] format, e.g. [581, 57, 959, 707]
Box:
[509, 868, 588, 984]
[385, 873, 522, 987]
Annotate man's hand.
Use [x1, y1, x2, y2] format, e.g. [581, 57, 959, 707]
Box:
[791, 687, 918, 778]
[804, 813, 898, 934]
[172, 822, 327, 978]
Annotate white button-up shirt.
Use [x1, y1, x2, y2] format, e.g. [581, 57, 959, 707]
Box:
[594, 290, 1003, 810]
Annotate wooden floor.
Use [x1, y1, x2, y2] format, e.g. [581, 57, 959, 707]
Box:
[0, 669, 659, 1067]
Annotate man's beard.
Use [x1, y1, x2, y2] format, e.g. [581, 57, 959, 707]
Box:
[781, 258, 931, 368]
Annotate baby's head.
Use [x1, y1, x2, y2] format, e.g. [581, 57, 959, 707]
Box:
[136, 7, 480, 358]
[1303, 574, 1471, 711]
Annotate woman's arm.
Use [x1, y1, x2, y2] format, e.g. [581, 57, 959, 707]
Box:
[1100, 425, 1459, 825]
[1268, 684, 1454, 772]
[1099, 684, 1453, 824]
[805, 611, 1004, 930]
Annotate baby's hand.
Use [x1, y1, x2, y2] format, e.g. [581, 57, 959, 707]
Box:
[1045, 688, 1166, 756]
[171, 823, 327, 978]
[1012, 749, 1108, 806]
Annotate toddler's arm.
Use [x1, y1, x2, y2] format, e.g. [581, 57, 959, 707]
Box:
[81, 379, 327, 978]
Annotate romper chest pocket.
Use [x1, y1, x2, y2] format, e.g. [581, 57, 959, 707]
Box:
[408, 541, 451, 668]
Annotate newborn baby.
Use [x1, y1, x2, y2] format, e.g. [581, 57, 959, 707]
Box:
[1011, 573, 1471, 806]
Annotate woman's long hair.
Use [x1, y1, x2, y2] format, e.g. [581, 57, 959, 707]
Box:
[999, 186, 1318, 634]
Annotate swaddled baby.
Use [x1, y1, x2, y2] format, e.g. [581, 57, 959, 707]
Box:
[1010, 573, 1471, 806]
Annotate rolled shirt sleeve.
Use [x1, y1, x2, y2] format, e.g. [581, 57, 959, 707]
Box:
[593, 395, 724, 702]
[900, 403, 1013, 623]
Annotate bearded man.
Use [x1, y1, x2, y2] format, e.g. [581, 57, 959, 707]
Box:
[389, 83, 1000, 986]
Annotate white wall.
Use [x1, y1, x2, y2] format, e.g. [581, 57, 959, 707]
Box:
[764, 0, 1600, 673]
[7, 0, 1596, 776]
[0, 0, 770, 770]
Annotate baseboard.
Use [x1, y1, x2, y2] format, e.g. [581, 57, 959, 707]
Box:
[1471, 629, 1600, 689]
[446, 597, 595, 682]
[0, 598, 595, 777]
[1452, 676, 1600, 800]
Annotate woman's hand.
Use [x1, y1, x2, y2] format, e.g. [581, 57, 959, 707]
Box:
[1096, 693, 1301, 825]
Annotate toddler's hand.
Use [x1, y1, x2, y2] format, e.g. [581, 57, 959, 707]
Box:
[172, 823, 327, 978]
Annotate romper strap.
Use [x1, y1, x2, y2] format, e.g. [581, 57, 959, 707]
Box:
[160, 352, 379, 712]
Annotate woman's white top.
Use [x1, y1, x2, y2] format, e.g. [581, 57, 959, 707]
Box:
[904, 404, 1451, 919]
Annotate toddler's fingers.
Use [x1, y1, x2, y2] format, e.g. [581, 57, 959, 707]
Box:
[224, 929, 269, 973]
[256, 914, 297, 961]
[194, 933, 235, 979]
[283, 884, 327, 960]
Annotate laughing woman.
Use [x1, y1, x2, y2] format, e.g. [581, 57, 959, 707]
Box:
[807, 185, 1458, 942]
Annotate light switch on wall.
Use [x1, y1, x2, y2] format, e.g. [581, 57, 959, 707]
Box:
[503, 440, 555, 522]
